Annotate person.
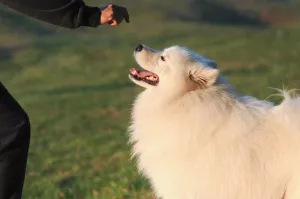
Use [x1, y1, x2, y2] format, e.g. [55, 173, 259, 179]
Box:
[1, 0, 130, 28]
[0, 1, 130, 198]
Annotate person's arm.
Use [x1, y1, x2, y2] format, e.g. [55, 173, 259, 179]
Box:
[0, 0, 129, 29]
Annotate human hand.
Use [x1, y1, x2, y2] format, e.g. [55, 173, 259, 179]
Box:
[100, 4, 130, 26]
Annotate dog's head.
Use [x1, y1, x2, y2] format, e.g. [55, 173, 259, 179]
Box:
[129, 44, 220, 95]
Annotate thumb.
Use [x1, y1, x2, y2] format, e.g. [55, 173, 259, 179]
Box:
[107, 4, 113, 9]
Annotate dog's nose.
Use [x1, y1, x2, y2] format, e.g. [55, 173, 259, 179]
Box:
[135, 44, 144, 52]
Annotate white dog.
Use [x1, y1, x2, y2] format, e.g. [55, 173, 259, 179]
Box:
[128, 44, 300, 199]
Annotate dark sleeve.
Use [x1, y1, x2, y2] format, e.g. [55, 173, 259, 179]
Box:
[0, 0, 101, 29]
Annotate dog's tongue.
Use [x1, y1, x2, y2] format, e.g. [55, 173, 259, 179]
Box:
[129, 68, 156, 78]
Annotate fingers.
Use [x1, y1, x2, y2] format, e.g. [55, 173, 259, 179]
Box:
[108, 20, 119, 27]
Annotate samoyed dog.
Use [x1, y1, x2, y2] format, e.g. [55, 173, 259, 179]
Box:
[128, 44, 300, 199]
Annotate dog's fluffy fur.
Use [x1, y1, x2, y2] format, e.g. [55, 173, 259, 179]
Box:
[128, 45, 300, 199]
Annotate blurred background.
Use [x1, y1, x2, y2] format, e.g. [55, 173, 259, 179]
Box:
[1, 0, 300, 198]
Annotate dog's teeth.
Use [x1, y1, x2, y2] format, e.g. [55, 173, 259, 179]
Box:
[144, 76, 157, 82]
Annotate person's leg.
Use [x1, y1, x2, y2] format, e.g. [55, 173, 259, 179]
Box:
[0, 82, 31, 199]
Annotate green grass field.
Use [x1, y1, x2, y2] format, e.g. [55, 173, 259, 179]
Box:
[1, 0, 300, 198]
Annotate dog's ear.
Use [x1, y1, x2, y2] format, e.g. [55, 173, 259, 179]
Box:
[189, 65, 219, 88]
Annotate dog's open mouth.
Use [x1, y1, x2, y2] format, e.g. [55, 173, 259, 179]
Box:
[129, 68, 159, 86]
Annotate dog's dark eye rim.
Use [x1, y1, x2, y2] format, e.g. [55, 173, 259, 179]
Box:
[160, 56, 165, 61]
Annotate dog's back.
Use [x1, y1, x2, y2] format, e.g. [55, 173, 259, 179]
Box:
[130, 88, 300, 199]
[271, 92, 300, 199]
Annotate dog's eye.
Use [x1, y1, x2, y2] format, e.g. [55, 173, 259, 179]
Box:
[160, 56, 165, 61]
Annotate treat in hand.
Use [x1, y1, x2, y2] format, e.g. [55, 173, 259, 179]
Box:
[100, 4, 130, 26]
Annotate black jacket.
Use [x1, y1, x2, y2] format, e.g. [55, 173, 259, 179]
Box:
[1, 0, 101, 28]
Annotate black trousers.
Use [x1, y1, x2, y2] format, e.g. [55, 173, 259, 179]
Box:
[0, 82, 30, 199]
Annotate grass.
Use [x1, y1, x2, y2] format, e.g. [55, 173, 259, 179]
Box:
[0, 0, 300, 198]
